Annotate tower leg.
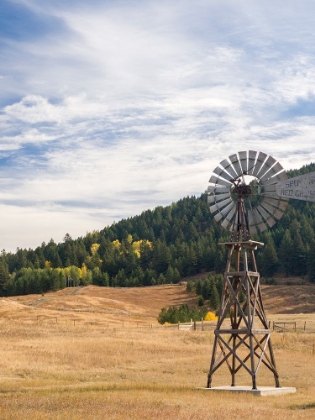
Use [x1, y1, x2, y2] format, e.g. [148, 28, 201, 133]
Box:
[207, 334, 219, 388]
[206, 240, 280, 389]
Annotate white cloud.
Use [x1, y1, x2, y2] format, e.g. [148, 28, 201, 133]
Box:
[1, 0, 315, 251]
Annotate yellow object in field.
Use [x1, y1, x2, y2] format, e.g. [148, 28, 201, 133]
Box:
[204, 312, 218, 321]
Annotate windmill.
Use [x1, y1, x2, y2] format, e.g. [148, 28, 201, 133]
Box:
[205, 150, 313, 392]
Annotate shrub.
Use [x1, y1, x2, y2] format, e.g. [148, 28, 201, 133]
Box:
[157, 304, 207, 324]
[204, 311, 218, 321]
[198, 296, 204, 306]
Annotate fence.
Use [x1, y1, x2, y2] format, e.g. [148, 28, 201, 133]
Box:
[273, 321, 297, 332]
[3, 314, 315, 333]
[177, 320, 315, 333]
[177, 320, 216, 331]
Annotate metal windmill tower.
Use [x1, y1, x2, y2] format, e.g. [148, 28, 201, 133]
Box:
[205, 150, 290, 390]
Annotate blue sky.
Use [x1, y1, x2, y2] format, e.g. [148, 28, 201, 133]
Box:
[1, 0, 315, 251]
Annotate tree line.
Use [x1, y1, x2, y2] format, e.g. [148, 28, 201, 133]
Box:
[0, 164, 315, 296]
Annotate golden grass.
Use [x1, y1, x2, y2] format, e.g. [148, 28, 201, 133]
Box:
[0, 285, 314, 419]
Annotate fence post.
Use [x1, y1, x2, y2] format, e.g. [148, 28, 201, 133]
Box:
[304, 321, 306, 332]
[178, 321, 180, 330]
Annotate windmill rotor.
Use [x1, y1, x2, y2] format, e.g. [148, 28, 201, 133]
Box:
[207, 150, 289, 236]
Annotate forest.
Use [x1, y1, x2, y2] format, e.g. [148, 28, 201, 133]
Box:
[0, 163, 315, 297]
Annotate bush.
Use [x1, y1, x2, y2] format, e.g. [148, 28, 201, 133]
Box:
[186, 280, 195, 292]
[198, 296, 204, 306]
[204, 311, 218, 321]
[157, 304, 207, 324]
[264, 277, 277, 285]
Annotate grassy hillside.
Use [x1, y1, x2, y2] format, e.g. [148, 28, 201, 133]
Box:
[2, 282, 315, 326]
[0, 285, 314, 419]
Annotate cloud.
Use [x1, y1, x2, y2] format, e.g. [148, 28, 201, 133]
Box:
[0, 0, 315, 251]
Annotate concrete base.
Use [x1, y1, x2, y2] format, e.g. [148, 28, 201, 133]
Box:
[197, 386, 296, 396]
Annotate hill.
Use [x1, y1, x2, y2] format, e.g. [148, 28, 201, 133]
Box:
[0, 163, 315, 296]
[1, 282, 315, 328]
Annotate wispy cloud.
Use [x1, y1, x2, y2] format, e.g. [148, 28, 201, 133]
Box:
[1, 0, 315, 251]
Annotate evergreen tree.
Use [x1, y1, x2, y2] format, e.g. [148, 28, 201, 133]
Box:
[0, 260, 10, 296]
[278, 230, 294, 276]
[209, 282, 220, 311]
[261, 236, 278, 277]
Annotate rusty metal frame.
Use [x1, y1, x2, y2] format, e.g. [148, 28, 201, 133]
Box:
[206, 197, 280, 390]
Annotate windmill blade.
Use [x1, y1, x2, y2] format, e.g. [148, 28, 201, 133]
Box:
[252, 208, 268, 232]
[247, 209, 257, 234]
[219, 158, 238, 178]
[221, 203, 236, 229]
[262, 196, 288, 211]
[260, 199, 285, 220]
[262, 170, 287, 186]
[230, 208, 239, 232]
[262, 182, 286, 194]
[209, 197, 233, 213]
[207, 184, 230, 194]
[247, 150, 257, 175]
[213, 166, 235, 183]
[273, 209, 285, 220]
[214, 212, 224, 222]
[229, 153, 242, 177]
[262, 184, 290, 199]
[221, 218, 230, 229]
[214, 201, 235, 223]
[262, 195, 290, 210]
[207, 192, 231, 204]
[238, 151, 248, 174]
[252, 152, 267, 177]
[209, 174, 232, 187]
[262, 184, 277, 194]
[257, 155, 277, 179]
[221, 205, 237, 228]
[220, 200, 235, 216]
[225, 206, 237, 223]
[265, 217, 276, 228]
[260, 161, 285, 183]
[256, 205, 276, 228]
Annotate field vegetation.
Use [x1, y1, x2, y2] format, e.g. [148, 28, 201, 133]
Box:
[0, 284, 314, 419]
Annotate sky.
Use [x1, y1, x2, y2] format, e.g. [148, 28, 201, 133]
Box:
[1, 0, 315, 252]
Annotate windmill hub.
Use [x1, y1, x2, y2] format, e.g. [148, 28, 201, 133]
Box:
[232, 182, 252, 198]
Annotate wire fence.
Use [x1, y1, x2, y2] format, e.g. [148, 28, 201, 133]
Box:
[2, 315, 315, 334]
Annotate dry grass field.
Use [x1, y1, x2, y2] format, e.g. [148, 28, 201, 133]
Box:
[0, 284, 314, 419]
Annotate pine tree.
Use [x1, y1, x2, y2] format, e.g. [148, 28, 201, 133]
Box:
[210, 284, 220, 311]
[261, 236, 278, 277]
[0, 260, 10, 296]
[307, 240, 315, 283]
